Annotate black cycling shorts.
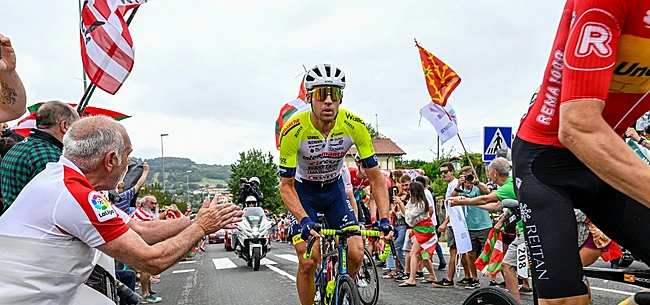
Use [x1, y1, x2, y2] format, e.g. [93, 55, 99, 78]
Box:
[513, 137, 650, 299]
[290, 178, 359, 244]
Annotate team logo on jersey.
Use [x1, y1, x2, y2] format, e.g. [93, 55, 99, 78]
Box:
[89, 192, 117, 222]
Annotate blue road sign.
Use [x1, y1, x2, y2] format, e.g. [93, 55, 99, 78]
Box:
[483, 126, 512, 162]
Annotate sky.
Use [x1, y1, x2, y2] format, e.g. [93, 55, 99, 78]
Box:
[1, 0, 567, 165]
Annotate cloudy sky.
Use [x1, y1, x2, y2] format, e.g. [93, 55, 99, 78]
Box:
[2, 0, 566, 165]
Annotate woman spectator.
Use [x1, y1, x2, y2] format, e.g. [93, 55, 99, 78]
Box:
[398, 181, 437, 287]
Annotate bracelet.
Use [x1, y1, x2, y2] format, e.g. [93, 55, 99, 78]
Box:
[639, 138, 647, 145]
[454, 188, 463, 193]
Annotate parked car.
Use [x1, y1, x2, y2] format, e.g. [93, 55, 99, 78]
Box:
[209, 229, 226, 244]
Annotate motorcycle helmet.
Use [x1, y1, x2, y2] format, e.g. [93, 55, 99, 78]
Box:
[245, 195, 257, 207]
[304, 63, 346, 91]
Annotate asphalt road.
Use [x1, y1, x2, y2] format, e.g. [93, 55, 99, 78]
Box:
[142, 242, 645, 305]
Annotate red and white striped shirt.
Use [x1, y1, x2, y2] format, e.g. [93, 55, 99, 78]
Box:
[0, 157, 130, 248]
[131, 207, 156, 222]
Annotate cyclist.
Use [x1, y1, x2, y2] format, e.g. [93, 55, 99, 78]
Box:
[278, 63, 392, 305]
[515, 1, 650, 304]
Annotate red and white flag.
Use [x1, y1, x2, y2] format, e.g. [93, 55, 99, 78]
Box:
[79, 0, 149, 94]
[419, 102, 459, 145]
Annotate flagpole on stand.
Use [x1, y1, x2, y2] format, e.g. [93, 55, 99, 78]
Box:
[456, 133, 477, 176]
[76, 6, 140, 116]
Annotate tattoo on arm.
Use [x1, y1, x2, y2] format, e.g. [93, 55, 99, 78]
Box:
[1, 83, 17, 105]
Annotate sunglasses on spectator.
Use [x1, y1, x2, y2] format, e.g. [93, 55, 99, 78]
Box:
[439, 170, 450, 174]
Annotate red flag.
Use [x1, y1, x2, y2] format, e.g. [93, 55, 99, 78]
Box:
[79, 0, 148, 95]
[415, 39, 461, 107]
[298, 80, 306, 101]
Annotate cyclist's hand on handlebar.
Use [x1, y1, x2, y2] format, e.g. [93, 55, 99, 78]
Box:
[300, 217, 322, 241]
[379, 218, 393, 239]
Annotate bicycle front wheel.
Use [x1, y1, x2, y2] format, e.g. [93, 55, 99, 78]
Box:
[463, 287, 521, 305]
[337, 276, 361, 305]
[358, 249, 379, 305]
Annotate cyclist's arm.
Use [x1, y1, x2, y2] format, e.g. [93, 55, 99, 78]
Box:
[366, 166, 389, 220]
[560, 103, 650, 209]
[279, 177, 309, 222]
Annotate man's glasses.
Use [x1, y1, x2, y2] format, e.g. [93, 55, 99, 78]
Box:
[439, 170, 450, 174]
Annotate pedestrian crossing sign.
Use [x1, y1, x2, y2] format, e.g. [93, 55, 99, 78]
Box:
[483, 126, 512, 162]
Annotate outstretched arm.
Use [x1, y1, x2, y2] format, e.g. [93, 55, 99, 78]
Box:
[0, 34, 26, 122]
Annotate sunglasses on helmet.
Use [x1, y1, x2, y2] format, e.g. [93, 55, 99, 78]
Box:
[310, 86, 343, 102]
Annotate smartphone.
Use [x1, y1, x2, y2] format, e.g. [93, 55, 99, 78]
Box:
[392, 188, 398, 196]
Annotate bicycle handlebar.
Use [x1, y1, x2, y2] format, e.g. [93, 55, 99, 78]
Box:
[303, 228, 381, 259]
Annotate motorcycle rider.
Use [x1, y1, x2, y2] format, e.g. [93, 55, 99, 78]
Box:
[237, 176, 263, 205]
[245, 195, 258, 208]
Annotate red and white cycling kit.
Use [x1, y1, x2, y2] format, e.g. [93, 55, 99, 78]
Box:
[514, 0, 650, 299]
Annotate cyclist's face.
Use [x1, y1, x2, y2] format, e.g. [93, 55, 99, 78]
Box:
[310, 88, 341, 123]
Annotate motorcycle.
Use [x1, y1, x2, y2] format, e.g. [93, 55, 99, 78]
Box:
[232, 206, 272, 271]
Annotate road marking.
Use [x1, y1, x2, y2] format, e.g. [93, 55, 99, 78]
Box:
[275, 254, 299, 263]
[212, 258, 238, 270]
[172, 269, 195, 274]
[268, 265, 297, 282]
[590, 286, 635, 296]
[260, 258, 277, 265]
[179, 261, 196, 264]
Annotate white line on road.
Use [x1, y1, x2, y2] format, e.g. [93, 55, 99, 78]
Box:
[268, 265, 297, 282]
[261, 258, 277, 265]
[590, 286, 635, 296]
[179, 261, 196, 264]
[275, 254, 299, 263]
[172, 269, 195, 274]
[212, 258, 238, 270]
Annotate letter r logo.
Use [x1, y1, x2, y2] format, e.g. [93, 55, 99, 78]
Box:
[576, 22, 612, 58]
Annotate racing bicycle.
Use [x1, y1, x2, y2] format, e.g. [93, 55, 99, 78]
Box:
[304, 224, 381, 305]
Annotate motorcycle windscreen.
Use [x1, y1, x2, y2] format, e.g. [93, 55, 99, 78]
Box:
[243, 207, 265, 226]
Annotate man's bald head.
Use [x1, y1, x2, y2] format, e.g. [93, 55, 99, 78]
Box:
[63, 116, 130, 172]
[489, 157, 511, 177]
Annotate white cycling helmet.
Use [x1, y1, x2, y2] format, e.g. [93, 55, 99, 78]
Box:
[304, 63, 346, 91]
[249, 177, 260, 185]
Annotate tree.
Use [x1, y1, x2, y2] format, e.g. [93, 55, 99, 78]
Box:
[365, 123, 385, 139]
[228, 149, 281, 213]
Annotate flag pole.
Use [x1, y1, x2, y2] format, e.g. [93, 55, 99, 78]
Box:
[456, 133, 478, 176]
[76, 6, 140, 116]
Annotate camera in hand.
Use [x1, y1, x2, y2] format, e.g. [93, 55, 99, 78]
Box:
[116, 281, 141, 305]
[240, 177, 252, 191]
[464, 174, 474, 182]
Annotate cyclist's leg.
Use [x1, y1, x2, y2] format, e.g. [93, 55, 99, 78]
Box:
[323, 179, 364, 278]
[513, 138, 590, 305]
[291, 183, 323, 305]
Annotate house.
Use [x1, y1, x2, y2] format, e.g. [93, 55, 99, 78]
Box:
[345, 138, 406, 170]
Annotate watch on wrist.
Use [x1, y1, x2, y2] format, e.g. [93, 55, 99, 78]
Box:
[639, 137, 647, 145]
[454, 188, 463, 193]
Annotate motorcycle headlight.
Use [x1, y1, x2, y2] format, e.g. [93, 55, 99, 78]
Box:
[252, 227, 259, 236]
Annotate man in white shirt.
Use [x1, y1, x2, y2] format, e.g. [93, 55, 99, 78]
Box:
[0, 116, 243, 304]
[433, 162, 471, 288]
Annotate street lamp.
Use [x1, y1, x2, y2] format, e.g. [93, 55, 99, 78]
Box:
[186, 170, 192, 207]
[160, 133, 169, 192]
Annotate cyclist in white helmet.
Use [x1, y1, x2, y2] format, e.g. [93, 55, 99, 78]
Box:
[279, 63, 392, 305]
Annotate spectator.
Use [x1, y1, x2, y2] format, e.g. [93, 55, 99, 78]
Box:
[415, 175, 447, 270]
[433, 162, 471, 288]
[0, 101, 79, 213]
[132, 195, 163, 303]
[115, 162, 149, 214]
[0, 33, 27, 122]
[0, 116, 242, 304]
[451, 166, 491, 289]
[391, 175, 410, 280]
